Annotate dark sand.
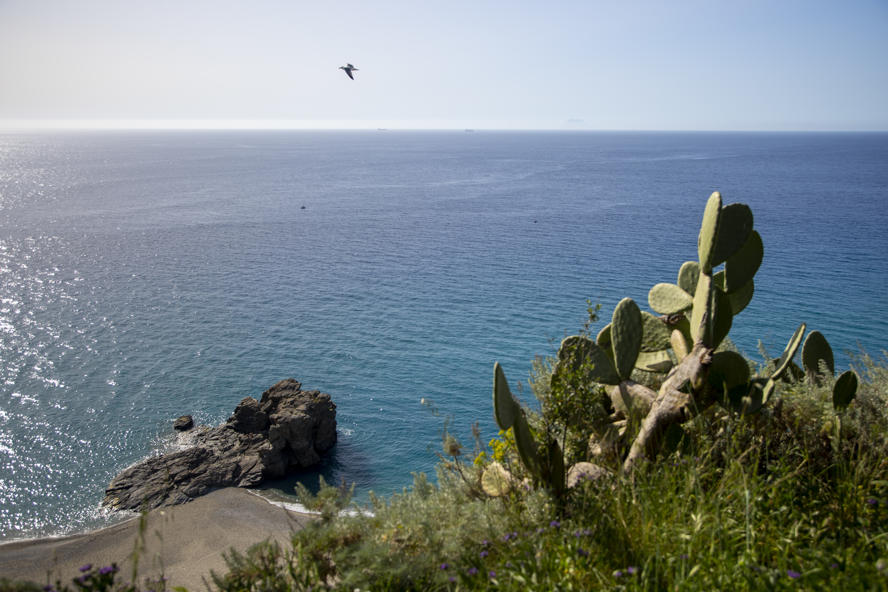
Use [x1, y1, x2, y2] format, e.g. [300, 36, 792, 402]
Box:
[0, 488, 314, 590]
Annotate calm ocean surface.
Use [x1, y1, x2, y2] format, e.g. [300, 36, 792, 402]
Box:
[1, 131, 886, 540]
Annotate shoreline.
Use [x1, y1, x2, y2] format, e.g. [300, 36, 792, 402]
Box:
[0, 488, 315, 590]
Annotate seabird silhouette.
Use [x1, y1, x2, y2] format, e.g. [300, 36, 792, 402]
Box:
[339, 63, 358, 80]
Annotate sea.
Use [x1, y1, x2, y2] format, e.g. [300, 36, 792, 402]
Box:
[0, 130, 886, 541]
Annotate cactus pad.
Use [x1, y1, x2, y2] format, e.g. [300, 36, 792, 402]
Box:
[690, 272, 711, 343]
[698, 191, 723, 273]
[724, 230, 763, 293]
[771, 323, 807, 382]
[710, 287, 734, 349]
[833, 370, 859, 411]
[726, 278, 754, 316]
[711, 203, 754, 268]
[493, 362, 520, 430]
[596, 323, 611, 349]
[677, 261, 700, 294]
[611, 297, 643, 380]
[648, 283, 693, 315]
[553, 335, 620, 386]
[708, 351, 750, 391]
[671, 328, 691, 360]
[512, 412, 541, 481]
[802, 330, 835, 382]
[635, 349, 673, 372]
[641, 311, 672, 352]
[713, 270, 754, 315]
[762, 377, 778, 405]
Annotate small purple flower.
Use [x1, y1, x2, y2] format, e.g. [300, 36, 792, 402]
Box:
[467, 567, 479, 576]
[480, 550, 489, 558]
[549, 520, 560, 528]
[79, 564, 93, 573]
[830, 562, 839, 569]
[439, 563, 449, 570]
[42, 586, 54, 592]
[99, 565, 117, 575]
[76, 576, 88, 585]
[680, 553, 689, 560]
[627, 566, 637, 575]
[613, 570, 623, 578]
[482, 539, 490, 546]
[488, 571, 496, 578]
[787, 569, 801, 579]
[577, 548, 589, 557]
[505, 561, 514, 568]
[536, 527, 545, 534]
[449, 576, 456, 583]
[867, 498, 878, 507]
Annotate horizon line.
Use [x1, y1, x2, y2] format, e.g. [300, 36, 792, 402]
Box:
[1, 119, 885, 133]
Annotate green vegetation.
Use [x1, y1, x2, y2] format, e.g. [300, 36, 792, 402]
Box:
[23, 193, 888, 590]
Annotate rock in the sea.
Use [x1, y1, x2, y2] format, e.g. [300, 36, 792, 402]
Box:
[104, 379, 336, 511]
[173, 415, 194, 431]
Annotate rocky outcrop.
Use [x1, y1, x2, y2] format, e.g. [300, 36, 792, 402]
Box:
[173, 415, 194, 431]
[103, 379, 336, 511]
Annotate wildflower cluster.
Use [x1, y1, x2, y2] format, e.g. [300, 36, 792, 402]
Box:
[474, 428, 515, 466]
[42, 564, 122, 592]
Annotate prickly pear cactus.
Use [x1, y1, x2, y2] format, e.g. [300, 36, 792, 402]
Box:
[491, 191, 861, 483]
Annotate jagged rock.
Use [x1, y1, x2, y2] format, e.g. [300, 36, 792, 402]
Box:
[104, 379, 336, 511]
[173, 415, 194, 431]
[230, 397, 268, 433]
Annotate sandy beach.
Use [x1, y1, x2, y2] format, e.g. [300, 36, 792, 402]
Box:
[0, 488, 314, 590]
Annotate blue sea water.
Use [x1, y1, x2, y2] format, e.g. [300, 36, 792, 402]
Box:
[0, 130, 886, 540]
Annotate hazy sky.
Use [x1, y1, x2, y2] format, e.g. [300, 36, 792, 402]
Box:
[1, 0, 886, 130]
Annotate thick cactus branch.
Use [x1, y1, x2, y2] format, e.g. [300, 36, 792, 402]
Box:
[623, 343, 713, 471]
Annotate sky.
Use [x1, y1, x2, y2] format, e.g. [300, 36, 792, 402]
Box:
[1, 0, 886, 131]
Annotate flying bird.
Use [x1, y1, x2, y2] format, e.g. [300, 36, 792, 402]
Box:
[339, 63, 359, 80]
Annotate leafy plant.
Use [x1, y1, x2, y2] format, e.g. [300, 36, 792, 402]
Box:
[294, 475, 355, 523]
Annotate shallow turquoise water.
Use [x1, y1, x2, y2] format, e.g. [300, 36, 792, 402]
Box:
[0, 131, 886, 539]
